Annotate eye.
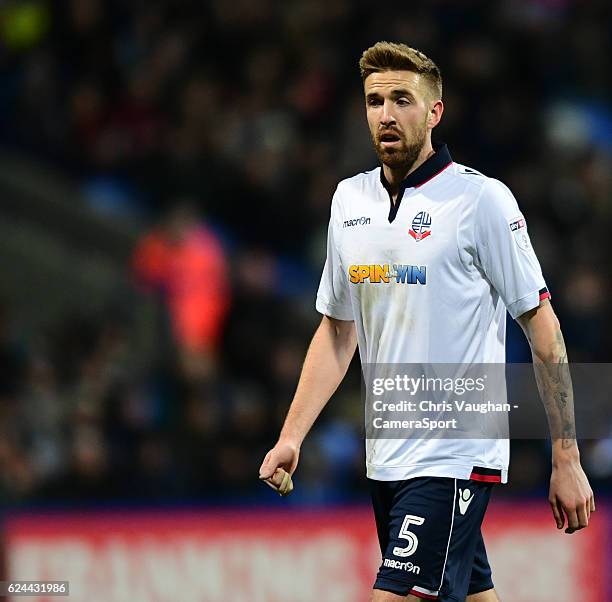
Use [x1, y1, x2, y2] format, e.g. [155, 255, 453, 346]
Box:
[367, 97, 383, 106]
[397, 98, 411, 106]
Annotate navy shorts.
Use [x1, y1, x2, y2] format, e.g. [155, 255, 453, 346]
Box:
[369, 476, 495, 601]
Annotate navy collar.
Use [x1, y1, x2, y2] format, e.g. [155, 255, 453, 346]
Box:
[380, 142, 453, 191]
[381, 142, 453, 223]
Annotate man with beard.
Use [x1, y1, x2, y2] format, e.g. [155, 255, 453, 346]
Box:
[259, 42, 594, 601]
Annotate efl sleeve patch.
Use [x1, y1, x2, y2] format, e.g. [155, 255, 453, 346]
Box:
[508, 216, 531, 252]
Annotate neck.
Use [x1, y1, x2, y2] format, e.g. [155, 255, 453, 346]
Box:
[383, 140, 435, 199]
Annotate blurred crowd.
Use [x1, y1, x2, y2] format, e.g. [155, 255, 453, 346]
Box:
[0, 0, 611, 505]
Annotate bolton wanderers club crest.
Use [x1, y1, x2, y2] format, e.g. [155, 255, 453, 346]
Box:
[409, 211, 432, 242]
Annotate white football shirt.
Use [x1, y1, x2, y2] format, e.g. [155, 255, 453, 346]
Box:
[316, 144, 549, 483]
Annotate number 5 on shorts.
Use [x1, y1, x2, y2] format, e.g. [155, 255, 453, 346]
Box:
[392, 514, 425, 557]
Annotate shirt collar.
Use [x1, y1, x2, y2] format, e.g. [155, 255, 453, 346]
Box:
[380, 142, 453, 191]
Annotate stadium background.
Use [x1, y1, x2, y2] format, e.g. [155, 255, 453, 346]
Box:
[0, 0, 610, 600]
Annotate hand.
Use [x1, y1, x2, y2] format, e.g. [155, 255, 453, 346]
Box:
[259, 439, 300, 482]
[549, 455, 595, 534]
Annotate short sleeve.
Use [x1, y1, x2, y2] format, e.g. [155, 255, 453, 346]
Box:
[315, 189, 354, 321]
[474, 179, 549, 319]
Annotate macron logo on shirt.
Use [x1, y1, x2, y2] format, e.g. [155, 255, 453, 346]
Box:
[343, 216, 371, 228]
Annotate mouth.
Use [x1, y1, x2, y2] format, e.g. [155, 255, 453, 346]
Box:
[378, 132, 402, 147]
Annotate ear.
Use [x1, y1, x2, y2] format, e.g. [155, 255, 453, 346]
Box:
[427, 99, 444, 129]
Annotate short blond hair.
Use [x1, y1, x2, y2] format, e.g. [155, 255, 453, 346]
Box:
[359, 41, 442, 100]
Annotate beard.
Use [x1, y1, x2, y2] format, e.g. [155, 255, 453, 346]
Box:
[372, 120, 428, 171]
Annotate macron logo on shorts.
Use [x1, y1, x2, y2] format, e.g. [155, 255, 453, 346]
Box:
[458, 488, 474, 515]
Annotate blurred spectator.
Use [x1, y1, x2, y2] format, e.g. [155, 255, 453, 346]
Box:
[132, 203, 230, 378]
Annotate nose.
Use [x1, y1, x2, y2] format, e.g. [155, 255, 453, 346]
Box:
[380, 100, 396, 126]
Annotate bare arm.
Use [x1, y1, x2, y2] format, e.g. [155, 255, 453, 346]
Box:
[517, 299, 576, 449]
[259, 315, 357, 479]
[517, 299, 595, 533]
